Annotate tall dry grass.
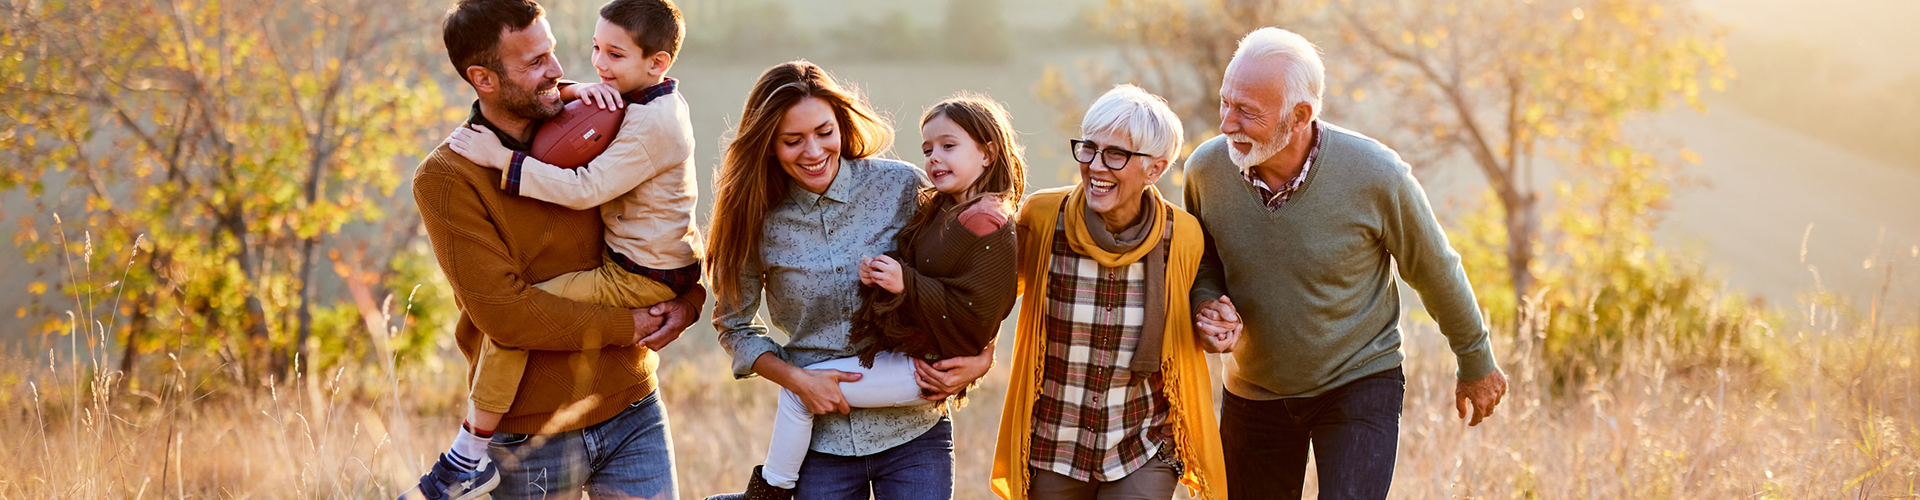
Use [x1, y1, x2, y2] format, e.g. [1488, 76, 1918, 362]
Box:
[6, 314, 1915, 498]
[3, 243, 1916, 498]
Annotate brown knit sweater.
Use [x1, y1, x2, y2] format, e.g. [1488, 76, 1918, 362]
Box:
[851, 197, 1018, 369]
[414, 142, 654, 435]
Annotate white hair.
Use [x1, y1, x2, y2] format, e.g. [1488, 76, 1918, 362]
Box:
[1230, 27, 1325, 122]
[1080, 84, 1185, 162]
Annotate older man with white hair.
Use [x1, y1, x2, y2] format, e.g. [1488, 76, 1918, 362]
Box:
[1182, 28, 1509, 499]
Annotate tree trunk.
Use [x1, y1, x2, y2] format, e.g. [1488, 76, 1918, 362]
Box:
[292, 236, 318, 387]
[222, 207, 279, 383]
[1501, 191, 1540, 300]
[116, 291, 151, 394]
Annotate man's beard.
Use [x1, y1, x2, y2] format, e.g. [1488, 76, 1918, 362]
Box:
[499, 76, 563, 122]
[1227, 119, 1293, 170]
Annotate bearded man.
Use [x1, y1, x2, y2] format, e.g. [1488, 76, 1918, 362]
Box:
[1181, 28, 1509, 500]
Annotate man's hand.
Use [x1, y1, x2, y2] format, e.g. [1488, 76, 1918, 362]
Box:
[629, 308, 667, 348]
[913, 342, 995, 400]
[638, 284, 706, 351]
[447, 124, 513, 170]
[1194, 296, 1243, 353]
[1455, 367, 1508, 427]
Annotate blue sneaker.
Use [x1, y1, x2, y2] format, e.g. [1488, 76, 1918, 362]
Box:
[400, 453, 500, 500]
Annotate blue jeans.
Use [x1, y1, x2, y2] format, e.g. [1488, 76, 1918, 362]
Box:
[488, 391, 678, 500]
[793, 416, 953, 500]
[1221, 366, 1405, 500]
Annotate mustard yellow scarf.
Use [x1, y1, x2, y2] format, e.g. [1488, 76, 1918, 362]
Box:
[1062, 184, 1167, 267]
[990, 185, 1227, 500]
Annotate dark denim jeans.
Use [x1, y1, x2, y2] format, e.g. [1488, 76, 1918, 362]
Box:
[1221, 366, 1405, 500]
[793, 416, 953, 500]
[488, 391, 678, 500]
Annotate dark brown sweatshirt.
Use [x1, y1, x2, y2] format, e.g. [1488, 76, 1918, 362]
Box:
[851, 196, 1018, 368]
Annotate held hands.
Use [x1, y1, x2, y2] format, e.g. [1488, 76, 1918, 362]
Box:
[859, 255, 905, 294]
[446, 124, 512, 170]
[630, 284, 706, 351]
[1455, 367, 1509, 427]
[1194, 296, 1244, 353]
[569, 82, 625, 111]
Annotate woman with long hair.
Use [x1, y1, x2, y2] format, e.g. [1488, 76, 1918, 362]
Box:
[705, 61, 997, 500]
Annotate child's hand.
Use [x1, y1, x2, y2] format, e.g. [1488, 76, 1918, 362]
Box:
[861, 255, 905, 294]
[573, 82, 625, 111]
[447, 124, 512, 170]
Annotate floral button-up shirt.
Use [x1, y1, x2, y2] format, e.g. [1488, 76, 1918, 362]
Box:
[715, 157, 942, 456]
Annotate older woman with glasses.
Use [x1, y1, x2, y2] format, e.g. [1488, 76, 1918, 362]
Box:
[988, 84, 1240, 500]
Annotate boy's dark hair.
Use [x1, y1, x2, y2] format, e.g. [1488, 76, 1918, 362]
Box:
[442, 0, 546, 84]
[599, 0, 684, 59]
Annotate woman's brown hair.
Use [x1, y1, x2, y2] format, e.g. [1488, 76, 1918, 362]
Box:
[898, 92, 1028, 247]
[707, 60, 893, 305]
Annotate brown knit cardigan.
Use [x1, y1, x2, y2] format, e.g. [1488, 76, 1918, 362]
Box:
[850, 197, 1018, 377]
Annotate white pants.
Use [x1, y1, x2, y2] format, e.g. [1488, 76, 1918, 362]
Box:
[763, 351, 936, 488]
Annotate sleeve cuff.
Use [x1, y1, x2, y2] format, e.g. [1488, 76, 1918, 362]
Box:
[871, 268, 916, 313]
[1188, 285, 1225, 313]
[503, 151, 528, 196]
[1455, 347, 1499, 382]
[723, 331, 784, 380]
[607, 309, 639, 348]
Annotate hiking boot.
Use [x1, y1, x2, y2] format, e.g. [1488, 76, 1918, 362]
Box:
[703, 465, 794, 500]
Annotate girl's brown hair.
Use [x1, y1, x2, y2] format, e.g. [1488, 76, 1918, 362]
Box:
[707, 60, 893, 305]
[898, 92, 1028, 246]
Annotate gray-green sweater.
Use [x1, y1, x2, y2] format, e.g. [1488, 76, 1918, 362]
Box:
[1184, 124, 1497, 400]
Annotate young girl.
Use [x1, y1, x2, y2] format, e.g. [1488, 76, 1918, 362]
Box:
[709, 93, 1027, 500]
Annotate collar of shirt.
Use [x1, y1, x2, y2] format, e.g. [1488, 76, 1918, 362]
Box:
[787, 159, 861, 210]
[464, 100, 541, 153]
[621, 77, 678, 106]
[1241, 120, 1323, 209]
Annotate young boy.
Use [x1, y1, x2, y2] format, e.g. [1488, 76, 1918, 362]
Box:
[415, 1, 699, 498]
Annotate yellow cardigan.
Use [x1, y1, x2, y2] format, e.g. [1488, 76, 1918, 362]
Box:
[990, 186, 1227, 499]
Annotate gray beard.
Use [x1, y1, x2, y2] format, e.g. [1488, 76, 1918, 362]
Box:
[1228, 124, 1292, 170]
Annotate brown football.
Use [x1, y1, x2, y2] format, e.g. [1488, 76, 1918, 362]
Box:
[530, 99, 625, 169]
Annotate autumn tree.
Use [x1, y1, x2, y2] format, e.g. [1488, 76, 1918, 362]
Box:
[1039, 0, 1730, 303]
[1332, 0, 1729, 301]
[0, 0, 451, 388]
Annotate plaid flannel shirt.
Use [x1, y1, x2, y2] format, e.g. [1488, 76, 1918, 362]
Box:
[1242, 120, 1324, 211]
[1028, 209, 1174, 482]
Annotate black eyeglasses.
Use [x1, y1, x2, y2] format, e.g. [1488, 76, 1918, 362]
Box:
[1070, 139, 1152, 171]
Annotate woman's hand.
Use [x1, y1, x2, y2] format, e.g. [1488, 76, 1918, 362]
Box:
[754, 352, 863, 415]
[789, 367, 864, 415]
[571, 82, 625, 111]
[859, 255, 905, 294]
[913, 341, 995, 400]
[447, 124, 513, 170]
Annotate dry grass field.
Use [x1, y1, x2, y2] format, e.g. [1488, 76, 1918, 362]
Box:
[5, 2, 1920, 498]
[4, 281, 1915, 498]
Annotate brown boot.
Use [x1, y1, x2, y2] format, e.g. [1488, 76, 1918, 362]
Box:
[703, 465, 794, 500]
